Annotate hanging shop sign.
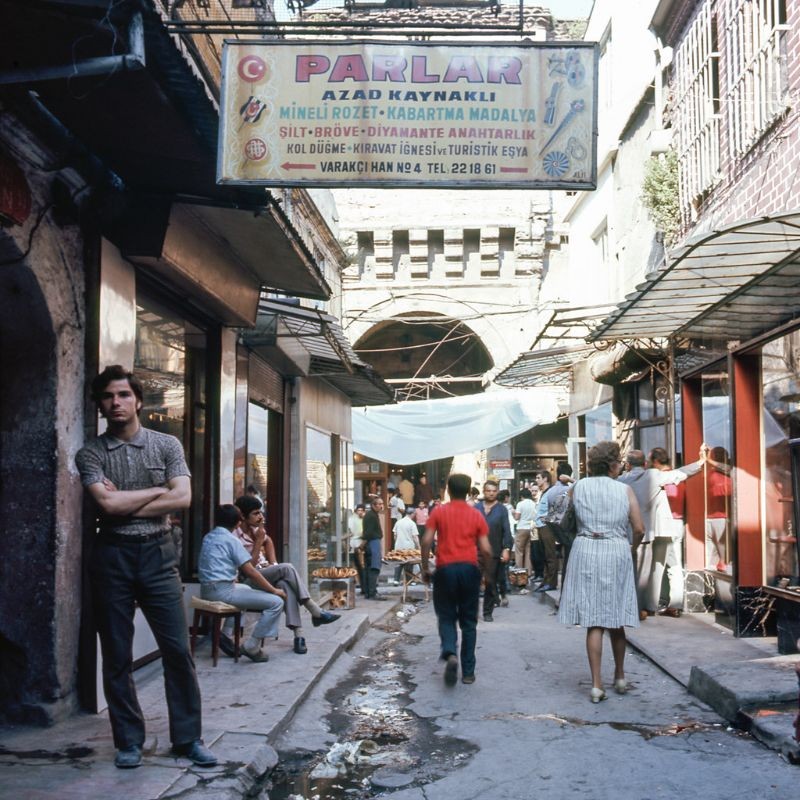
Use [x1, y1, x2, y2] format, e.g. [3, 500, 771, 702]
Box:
[218, 40, 597, 190]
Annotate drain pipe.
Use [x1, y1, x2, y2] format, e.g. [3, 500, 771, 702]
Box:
[0, 12, 145, 85]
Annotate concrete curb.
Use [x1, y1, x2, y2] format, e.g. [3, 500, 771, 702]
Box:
[183, 613, 373, 798]
[537, 585, 800, 761]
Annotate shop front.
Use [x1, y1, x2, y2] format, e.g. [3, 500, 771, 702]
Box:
[588, 213, 800, 647]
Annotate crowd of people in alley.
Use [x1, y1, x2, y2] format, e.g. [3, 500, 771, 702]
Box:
[396, 442, 717, 697]
[77, 365, 738, 771]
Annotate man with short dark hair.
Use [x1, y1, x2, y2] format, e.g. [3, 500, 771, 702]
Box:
[75, 365, 216, 770]
[534, 471, 559, 592]
[199, 505, 286, 661]
[362, 496, 387, 600]
[422, 474, 492, 686]
[475, 480, 512, 620]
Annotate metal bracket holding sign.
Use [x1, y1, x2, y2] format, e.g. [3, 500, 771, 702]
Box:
[218, 40, 597, 190]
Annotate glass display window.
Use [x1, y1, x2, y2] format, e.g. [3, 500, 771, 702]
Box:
[135, 293, 210, 576]
[585, 401, 613, 446]
[701, 367, 733, 574]
[306, 426, 335, 584]
[761, 331, 800, 588]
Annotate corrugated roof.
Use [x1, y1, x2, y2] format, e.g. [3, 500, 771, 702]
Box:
[303, 5, 553, 32]
[588, 212, 800, 345]
[244, 300, 394, 405]
[494, 344, 591, 388]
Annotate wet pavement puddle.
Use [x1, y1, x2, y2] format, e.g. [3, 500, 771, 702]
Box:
[267, 605, 477, 798]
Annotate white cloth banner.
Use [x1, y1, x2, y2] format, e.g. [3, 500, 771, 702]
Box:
[351, 389, 560, 465]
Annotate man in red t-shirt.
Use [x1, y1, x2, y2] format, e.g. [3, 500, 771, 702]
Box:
[422, 473, 491, 686]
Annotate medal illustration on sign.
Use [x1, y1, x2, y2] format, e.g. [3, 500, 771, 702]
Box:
[244, 138, 267, 161]
[543, 151, 570, 178]
[543, 82, 562, 127]
[238, 95, 267, 130]
[539, 98, 585, 155]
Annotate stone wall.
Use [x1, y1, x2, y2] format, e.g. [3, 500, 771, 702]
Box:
[0, 113, 87, 722]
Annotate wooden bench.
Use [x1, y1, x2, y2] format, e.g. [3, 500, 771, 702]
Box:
[189, 596, 242, 666]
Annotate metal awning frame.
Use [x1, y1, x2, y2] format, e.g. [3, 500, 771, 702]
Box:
[588, 212, 800, 345]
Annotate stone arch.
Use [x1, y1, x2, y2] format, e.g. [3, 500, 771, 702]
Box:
[0, 234, 59, 722]
[345, 292, 522, 376]
[353, 311, 493, 400]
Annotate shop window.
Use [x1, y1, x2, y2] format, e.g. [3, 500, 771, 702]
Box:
[762, 331, 800, 588]
[637, 371, 671, 458]
[340, 439, 355, 567]
[585, 402, 612, 446]
[246, 402, 270, 507]
[701, 367, 733, 573]
[135, 294, 211, 577]
[307, 426, 335, 585]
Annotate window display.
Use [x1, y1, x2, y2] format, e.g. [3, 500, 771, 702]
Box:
[701, 367, 732, 573]
[762, 331, 800, 588]
[135, 294, 208, 575]
[306, 426, 334, 584]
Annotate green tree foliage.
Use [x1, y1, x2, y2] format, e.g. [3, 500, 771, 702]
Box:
[641, 149, 680, 248]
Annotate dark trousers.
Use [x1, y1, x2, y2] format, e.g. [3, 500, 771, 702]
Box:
[365, 538, 382, 598]
[531, 539, 545, 578]
[551, 526, 576, 581]
[90, 534, 202, 750]
[433, 562, 481, 677]
[353, 547, 368, 594]
[482, 556, 506, 617]
[538, 525, 559, 588]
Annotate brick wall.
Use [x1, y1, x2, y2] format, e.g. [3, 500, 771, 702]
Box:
[675, 0, 800, 236]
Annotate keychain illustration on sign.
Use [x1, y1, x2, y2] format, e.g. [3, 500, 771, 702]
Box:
[566, 136, 587, 161]
[543, 82, 562, 127]
[543, 150, 570, 178]
[565, 50, 586, 89]
[539, 98, 585, 155]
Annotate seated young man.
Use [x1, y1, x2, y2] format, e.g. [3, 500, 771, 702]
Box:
[198, 505, 285, 663]
[234, 495, 340, 655]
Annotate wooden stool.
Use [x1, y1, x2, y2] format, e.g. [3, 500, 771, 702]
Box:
[189, 596, 242, 666]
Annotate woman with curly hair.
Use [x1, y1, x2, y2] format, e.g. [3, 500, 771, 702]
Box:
[558, 441, 644, 702]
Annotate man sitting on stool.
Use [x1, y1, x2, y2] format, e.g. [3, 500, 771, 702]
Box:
[198, 505, 286, 663]
[234, 495, 340, 654]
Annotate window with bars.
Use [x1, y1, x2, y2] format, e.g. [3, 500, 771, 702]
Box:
[674, 3, 721, 215]
[723, 0, 788, 157]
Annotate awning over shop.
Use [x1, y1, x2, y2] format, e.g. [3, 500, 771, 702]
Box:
[243, 300, 393, 406]
[352, 389, 560, 464]
[493, 304, 615, 388]
[186, 203, 331, 301]
[494, 345, 593, 388]
[588, 212, 800, 344]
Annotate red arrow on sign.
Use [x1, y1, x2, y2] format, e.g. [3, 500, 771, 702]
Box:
[499, 167, 529, 173]
[281, 162, 316, 170]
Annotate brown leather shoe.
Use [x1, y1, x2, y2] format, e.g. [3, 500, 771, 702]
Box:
[658, 608, 682, 618]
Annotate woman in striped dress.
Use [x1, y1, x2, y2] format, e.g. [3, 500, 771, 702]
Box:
[558, 441, 644, 702]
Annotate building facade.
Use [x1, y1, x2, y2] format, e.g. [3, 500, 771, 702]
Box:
[0, 0, 389, 723]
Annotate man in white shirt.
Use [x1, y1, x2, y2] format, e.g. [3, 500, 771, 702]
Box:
[392, 505, 421, 584]
[513, 488, 537, 576]
[388, 487, 406, 531]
